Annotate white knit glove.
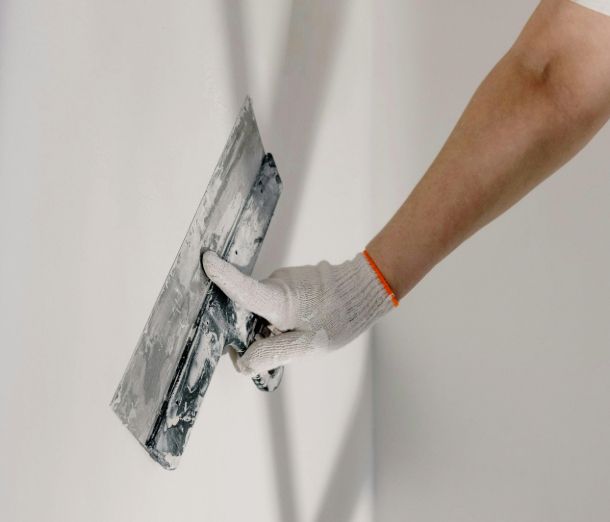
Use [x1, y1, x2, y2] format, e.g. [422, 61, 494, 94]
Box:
[201, 251, 397, 376]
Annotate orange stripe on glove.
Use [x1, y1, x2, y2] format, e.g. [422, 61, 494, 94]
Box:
[362, 250, 399, 307]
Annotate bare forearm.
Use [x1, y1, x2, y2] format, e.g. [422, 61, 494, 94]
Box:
[368, 0, 610, 299]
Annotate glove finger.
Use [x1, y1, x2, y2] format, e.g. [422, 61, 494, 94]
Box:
[235, 331, 316, 376]
[202, 251, 291, 328]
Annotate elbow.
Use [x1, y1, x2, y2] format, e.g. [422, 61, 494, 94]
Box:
[507, 46, 610, 159]
[509, 48, 601, 130]
[507, 7, 610, 132]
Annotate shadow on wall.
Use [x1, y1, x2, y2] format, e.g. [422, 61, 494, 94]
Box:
[222, 0, 349, 269]
[311, 371, 372, 522]
[264, 369, 373, 522]
[220, 1, 369, 521]
[0, 2, 9, 88]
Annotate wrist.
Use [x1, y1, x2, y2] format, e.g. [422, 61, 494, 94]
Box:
[364, 237, 407, 300]
[362, 250, 399, 307]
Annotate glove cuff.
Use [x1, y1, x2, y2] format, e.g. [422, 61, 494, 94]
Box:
[362, 250, 399, 307]
[326, 252, 396, 347]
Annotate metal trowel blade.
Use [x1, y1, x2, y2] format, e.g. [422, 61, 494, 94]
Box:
[110, 97, 282, 469]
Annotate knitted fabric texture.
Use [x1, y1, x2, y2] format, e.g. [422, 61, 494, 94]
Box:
[202, 251, 394, 375]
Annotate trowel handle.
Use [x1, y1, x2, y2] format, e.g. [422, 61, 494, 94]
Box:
[245, 314, 284, 392]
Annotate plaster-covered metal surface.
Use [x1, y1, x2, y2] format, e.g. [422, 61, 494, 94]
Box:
[111, 98, 282, 469]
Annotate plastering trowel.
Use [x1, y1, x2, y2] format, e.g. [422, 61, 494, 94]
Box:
[111, 97, 283, 470]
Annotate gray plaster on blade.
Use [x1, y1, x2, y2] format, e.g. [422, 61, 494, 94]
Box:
[111, 97, 283, 469]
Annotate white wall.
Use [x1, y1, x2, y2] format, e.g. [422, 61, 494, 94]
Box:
[0, 1, 374, 521]
[4, 2, 609, 521]
[371, 2, 610, 521]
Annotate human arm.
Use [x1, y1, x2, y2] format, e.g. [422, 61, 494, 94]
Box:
[368, 0, 610, 298]
[204, 0, 610, 375]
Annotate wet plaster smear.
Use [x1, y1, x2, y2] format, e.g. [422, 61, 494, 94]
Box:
[111, 99, 283, 469]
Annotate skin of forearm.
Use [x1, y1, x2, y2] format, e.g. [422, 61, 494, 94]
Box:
[367, 0, 610, 300]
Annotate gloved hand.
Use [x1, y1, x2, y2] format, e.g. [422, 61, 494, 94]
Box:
[201, 250, 398, 376]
